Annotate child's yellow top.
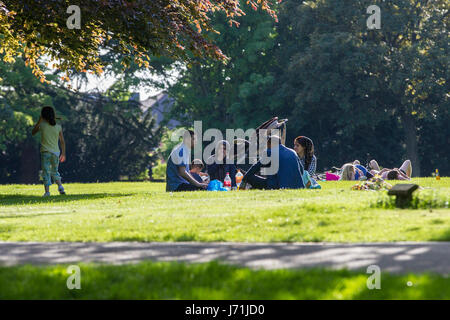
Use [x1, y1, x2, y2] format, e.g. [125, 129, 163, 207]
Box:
[40, 121, 62, 155]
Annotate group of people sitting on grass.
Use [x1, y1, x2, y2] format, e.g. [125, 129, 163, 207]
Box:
[165, 128, 413, 192]
[31, 106, 412, 196]
[166, 130, 311, 192]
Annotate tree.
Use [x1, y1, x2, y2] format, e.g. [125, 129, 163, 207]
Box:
[0, 57, 163, 183]
[165, 0, 449, 175]
[0, 0, 279, 81]
[63, 93, 162, 182]
[279, 0, 449, 176]
[168, 3, 281, 131]
[0, 56, 60, 182]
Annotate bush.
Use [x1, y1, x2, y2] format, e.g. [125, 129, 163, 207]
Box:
[152, 160, 167, 180]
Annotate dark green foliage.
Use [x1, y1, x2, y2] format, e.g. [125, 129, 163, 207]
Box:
[0, 58, 162, 183]
[168, 4, 282, 131]
[62, 96, 161, 182]
[168, 0, 449, 175]
[0, 0, 278, 79]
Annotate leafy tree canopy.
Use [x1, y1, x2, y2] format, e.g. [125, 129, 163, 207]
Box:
[0, 0, 279, 83]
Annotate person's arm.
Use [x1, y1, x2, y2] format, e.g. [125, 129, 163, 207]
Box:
[59, 129, 66, 162]
[178, 166, 207, 188]
[308, 156, 317, 176]
[31, 116, 42, 136]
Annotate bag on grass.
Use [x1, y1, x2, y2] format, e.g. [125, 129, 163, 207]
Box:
[302, 171, 321, 189]
[207, 179, 229, 191]
[325, 172, 340, 181]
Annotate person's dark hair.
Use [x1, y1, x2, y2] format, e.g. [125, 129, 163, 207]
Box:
[41, 106, 56, 126]
[387, 170, 399, 180]
[294, 136, 314, 171]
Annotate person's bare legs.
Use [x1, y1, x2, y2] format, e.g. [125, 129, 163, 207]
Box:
[395, 169, 411, 180]
[399, 160, 412, 177]
[369, 159, 380, 171]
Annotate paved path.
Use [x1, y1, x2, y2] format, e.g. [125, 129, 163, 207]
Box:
[1, 242, 449, 274]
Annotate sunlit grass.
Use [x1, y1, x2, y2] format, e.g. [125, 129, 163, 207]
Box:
[0, 178, 449, 242]
[0, 261, 448, 300]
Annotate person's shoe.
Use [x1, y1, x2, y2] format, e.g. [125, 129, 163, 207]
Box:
[58, 186, 66, 195]
[43, 192, 50, 197]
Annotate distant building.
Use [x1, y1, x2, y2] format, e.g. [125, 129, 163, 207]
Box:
[138, 92, 180, 129]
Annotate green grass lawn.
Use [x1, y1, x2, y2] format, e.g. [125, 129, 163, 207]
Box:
[0, 178, 449, 242]
[1, 261, 448, 299]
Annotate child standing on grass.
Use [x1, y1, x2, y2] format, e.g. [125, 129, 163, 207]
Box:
[32, 106, 66, 197]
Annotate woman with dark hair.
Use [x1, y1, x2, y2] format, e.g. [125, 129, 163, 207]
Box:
[293, 136, 317, 176]
[32, 106, 66, 196]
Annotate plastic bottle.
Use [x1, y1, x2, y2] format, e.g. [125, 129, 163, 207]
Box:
[436, 169, 440, 180]
[224, 172, 232, 191]
[235, 170, 244, 190]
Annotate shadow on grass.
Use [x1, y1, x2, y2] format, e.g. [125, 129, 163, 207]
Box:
[0, 193, 134, 206]
[0, 261, 449, 299]
[0, 211, 74, 220]
[431, 228, 450, 241]
[111, 235, 229, 242]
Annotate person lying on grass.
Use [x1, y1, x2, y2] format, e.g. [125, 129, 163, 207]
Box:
[31, 106, 66, 197]
[339, 163, 374, 181]
[243, 135, 305, 190]
[165, 130, 208, 192]
[368, 159, 412, 180]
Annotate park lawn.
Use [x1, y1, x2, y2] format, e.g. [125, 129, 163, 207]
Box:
[0, 261, 449, 300]
[0, 178, 449, 242]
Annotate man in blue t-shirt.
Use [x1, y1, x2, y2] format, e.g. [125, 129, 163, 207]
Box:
[166, 130, 208, 192]
[243, 135, 305, 189]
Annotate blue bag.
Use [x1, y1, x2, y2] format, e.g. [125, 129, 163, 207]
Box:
[207, 180, 229, 191]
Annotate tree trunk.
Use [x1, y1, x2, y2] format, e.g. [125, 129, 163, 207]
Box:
[400, 111, 421, 177]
